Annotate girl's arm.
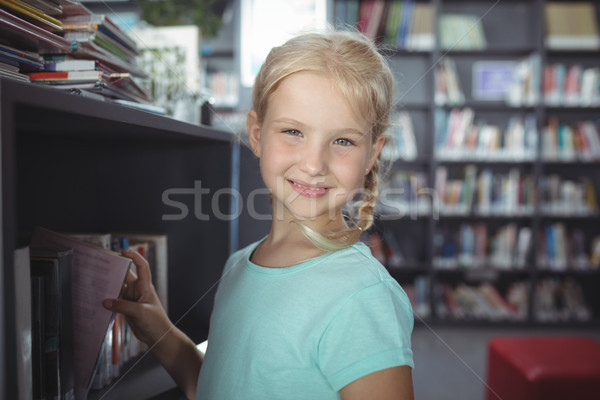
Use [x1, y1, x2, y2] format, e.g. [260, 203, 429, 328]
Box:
[339, 366, 414, 400]
[103, 249, 203, 400]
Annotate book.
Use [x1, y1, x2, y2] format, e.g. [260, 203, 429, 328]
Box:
[30, 248, 76, 400]
[0, 0, 63, 31]
[27, 69, 104, 83]
[14, 246, 33, 400]
[30, 227, 131, 400]
[545, 2, 600, 50]
[0, 8, 72, 53]
[31, 274, 46, 400]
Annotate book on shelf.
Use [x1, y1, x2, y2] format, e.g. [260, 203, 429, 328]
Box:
[538, 174, 598, 216]
[542, 118, 600, 162]
[30, 247, 76, 400]
[544, 63, 600, 107]
[538, 223, 599, 271]
[0, 0, 63, 32]
[378, 169, 431, 218]
[545, 2, 600, 50]
[402, 276, 431, 319]
[435, 57, 464, 106]
[340, 0, 433, 50]
[434, 222, 531, 270]
[0, 8, 72, 53]
[435, 165, 536, 216]
[505, 53, 540, 107]
[438, 13, 486, 50]
[380, 110, 417, 161]
[434, 281, 528, 321]
[435, 108, 537, 161]
[14, 246, 32, 400]
[535, 277, 591, 322]
[29, 227, 132, 400]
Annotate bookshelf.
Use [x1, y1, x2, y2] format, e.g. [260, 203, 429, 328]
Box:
[1, 77, 234, 398]
[336, 0, 600, 326]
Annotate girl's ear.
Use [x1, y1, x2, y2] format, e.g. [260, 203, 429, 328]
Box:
[367, 135, 386, 173]
[247, 110, 261, 156]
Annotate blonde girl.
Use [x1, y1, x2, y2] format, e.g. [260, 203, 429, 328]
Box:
[104, 30, 414, 400]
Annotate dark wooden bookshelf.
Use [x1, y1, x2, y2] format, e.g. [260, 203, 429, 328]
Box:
[1, 78, 235, 399]
[335, 0, 600, 327]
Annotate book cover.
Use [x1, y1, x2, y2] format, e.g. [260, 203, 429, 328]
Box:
[31, 248, 76, 400]
[14, 246, 32, 400]
[30, 227, 131, 400]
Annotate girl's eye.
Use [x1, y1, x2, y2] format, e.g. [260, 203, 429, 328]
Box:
[283, 129, 302, 137]
[334, 138, 354, 146]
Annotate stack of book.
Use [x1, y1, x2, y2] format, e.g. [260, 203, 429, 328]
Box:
[337, 0, 434, 51]
[434, 57, 464, 106]
[544, 63, 600, 107]
[435, 166, 535, 216]
[438, 13, 487, 50]
[538, 175, 598, 216]
[537, 224, 600, 271]
[435, 108, 538, 161]
[0, 0, 72, 82]
[534, 277, 591, 322]
[30, 3, 150, 103]
[545, 2, 600, 50]
[434, 223, 532, 271]
[434, 281, 529, 322]
[542, 118, 600, 162]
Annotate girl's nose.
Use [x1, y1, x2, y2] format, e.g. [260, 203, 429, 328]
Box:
[299, 142, 328, 176]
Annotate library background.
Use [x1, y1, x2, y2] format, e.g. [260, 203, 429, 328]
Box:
[2, 0, 600, 399]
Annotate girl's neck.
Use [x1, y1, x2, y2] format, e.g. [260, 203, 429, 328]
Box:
[250, 211, 346, 268]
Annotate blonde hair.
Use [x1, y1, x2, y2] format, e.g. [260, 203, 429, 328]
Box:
[252, 30, 394, 251]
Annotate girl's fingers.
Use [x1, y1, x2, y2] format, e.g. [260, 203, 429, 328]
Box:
[121, 249, 152, 285]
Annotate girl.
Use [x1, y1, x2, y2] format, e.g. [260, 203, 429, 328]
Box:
[104, 30, 415, 400]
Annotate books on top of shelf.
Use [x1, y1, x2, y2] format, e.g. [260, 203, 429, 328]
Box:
[378, 169, 431, 218]
[545, 2, 600, 50]
[0, 8, 71, 53]
[29, 227, 132, 400]
[438, 13, 487, 51]
[435, 108, 537, 161]
[342, 0, 434, 51]
[0, 0, 63, 32]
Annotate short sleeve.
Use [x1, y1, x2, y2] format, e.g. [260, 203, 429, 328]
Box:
[317, 279, 414, 391]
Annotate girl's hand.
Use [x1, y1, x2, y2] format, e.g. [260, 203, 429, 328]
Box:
[103, 249, 173, 347]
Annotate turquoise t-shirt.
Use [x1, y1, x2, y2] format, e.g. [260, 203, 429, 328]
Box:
[196, 240, 414, 399]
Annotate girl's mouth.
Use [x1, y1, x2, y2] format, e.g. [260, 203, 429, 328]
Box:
[288, 179, 331, 198]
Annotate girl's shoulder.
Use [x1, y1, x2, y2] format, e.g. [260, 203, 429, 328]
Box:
[321, 241, 393, 285]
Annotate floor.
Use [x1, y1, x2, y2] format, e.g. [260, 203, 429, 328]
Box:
[411, 323, 600, 400]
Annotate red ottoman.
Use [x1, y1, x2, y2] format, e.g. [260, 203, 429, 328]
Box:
[486, 336, 600, 400]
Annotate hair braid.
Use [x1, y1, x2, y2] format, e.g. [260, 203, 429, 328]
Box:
[357, 160, 380, 232]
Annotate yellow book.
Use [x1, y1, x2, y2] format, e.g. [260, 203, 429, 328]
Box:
[0, 0, 62, 31]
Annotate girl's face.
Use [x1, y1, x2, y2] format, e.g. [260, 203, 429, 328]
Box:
[248, 72, 385, 226]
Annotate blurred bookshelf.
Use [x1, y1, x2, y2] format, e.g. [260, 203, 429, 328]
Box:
[338, 0, 600, 327]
